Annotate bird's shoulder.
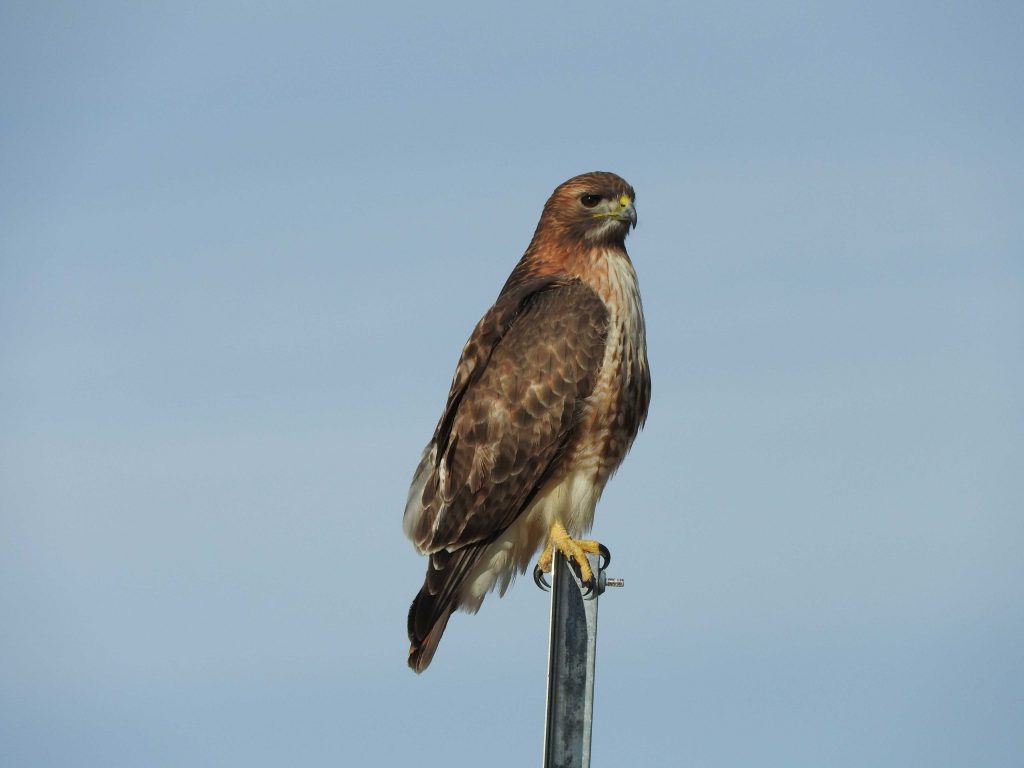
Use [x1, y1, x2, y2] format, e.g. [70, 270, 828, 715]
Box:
[435, 275, 608, 440]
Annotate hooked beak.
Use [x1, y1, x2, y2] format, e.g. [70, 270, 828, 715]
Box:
[622, 203, 637, 229]
[618, 201, 638, 229]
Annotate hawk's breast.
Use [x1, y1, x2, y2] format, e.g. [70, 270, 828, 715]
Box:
[568, 249, 651, 494]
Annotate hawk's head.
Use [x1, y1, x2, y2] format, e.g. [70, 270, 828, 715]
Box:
[537, 171, 638, 247]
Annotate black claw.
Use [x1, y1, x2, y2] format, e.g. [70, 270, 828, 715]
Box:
[567, 557, 596, 597]
[598, 543, 611, 570]
[533, 564, 551, 591]
[580, 572, 598, 598]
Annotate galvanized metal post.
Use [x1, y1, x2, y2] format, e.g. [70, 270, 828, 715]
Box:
[539, 552, 621, 768]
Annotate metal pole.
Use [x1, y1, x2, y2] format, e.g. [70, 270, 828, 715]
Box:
[540, 552, 621, 768]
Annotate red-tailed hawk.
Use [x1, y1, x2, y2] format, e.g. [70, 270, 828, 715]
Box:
[403, 171, 651, 672]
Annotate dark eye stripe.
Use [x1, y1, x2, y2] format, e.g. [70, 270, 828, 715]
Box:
[580, 194, 601, 208]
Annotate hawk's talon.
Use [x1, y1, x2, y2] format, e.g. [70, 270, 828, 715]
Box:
[533, 564, 551, 591]
[579, 572, 598, 598]
[535, 522, 610, 596]
[566, 557, 595, 597]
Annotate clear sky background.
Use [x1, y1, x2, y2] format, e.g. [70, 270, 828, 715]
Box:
[2, 2, 1022, 766]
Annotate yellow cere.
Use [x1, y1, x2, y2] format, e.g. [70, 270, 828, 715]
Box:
[619, 194, 632, 207]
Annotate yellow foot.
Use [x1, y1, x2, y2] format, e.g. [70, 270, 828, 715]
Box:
[533, 521, 610, 589]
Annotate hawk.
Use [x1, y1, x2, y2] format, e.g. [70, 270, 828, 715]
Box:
[403, 171, 651, 672]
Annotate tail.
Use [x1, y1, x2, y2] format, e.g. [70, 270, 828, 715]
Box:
[406, 546, 487, 673]
[407, 595, 453, 673]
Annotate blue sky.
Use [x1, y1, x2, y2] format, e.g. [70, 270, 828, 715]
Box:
[2, 1, 1022, 766]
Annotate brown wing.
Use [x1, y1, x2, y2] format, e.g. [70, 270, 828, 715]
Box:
[404, 278, 609, 671]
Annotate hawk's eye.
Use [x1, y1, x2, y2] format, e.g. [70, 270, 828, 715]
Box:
[580, 194, 601, 208]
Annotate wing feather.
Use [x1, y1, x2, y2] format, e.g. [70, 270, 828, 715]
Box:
[404, 277, 608, 552]
[404, 278, 609, 672]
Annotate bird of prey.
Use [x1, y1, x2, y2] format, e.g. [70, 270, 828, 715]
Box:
[403, 171, 651, 672]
